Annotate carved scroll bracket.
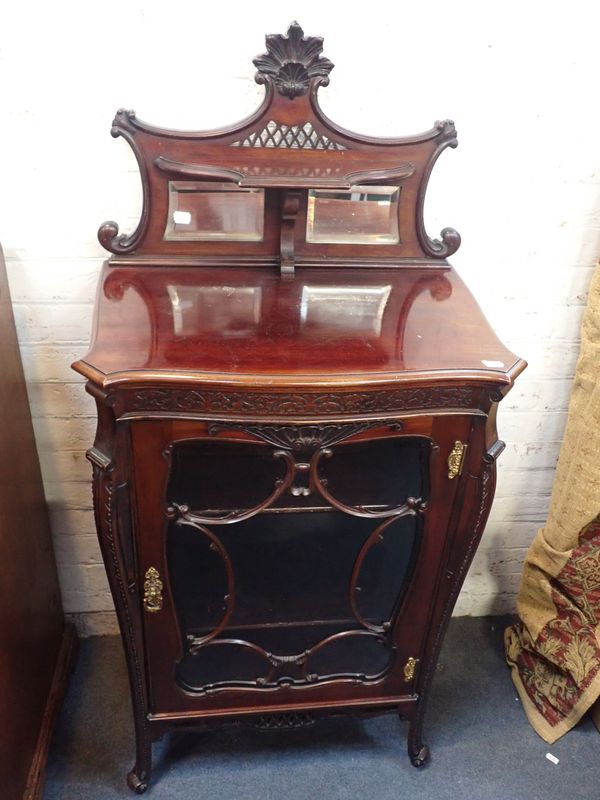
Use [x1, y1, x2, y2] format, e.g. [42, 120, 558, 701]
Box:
[415, 120, 461, 259]
[280, 189, 302, 277]
[97, 110, 150, 255]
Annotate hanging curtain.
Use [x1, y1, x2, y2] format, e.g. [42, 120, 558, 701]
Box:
[505, 263, 600, 743]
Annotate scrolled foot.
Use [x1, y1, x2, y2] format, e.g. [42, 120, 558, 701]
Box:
[127, 769, 149, 794]
[409, 743, 430, 768]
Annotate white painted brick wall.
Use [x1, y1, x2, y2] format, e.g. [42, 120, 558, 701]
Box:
[2, 2, 599, 635]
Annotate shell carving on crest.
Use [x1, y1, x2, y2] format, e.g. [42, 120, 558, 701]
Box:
[253, 21, 335, 99]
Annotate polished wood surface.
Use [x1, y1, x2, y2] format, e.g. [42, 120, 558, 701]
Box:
[75, 23, 526, 793]
[0, 245, 77, 800]
[74, 264, 523, 387]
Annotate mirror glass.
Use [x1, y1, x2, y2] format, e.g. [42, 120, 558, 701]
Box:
[165, 181, 264, 241]
[306, 185, 400, 245]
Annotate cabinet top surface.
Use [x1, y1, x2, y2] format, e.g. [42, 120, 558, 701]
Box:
[73, 263, 524, 389]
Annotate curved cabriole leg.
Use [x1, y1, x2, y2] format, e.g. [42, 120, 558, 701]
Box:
[89, 456, 153, 794]
[403, 447, 499, 771]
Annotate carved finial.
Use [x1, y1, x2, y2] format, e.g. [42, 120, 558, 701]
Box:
[111, 108, 137, 137]
[435, 119, 458, 148]
[253, 22, 334, 100]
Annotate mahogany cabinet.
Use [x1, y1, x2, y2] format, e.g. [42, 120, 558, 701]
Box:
[0, 244, 77, 800]
[72, 24, 526, 793]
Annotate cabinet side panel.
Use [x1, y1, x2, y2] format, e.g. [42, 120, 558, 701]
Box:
[0, 248, 67, 800]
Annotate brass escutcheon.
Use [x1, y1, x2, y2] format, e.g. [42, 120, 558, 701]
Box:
[404, 656, 419, 682]
[447, 441, 467, 479]
[143, 566, 163, 613]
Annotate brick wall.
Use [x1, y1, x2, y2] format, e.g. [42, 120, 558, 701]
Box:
[2, 4, 599, 634]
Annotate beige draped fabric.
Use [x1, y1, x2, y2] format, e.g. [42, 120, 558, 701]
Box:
[505, 263, 600, 743]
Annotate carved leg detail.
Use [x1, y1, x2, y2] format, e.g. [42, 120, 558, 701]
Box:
[407, 716, 430, 768]
[127, 727, 152, 793]
[91, 465, 153, 793]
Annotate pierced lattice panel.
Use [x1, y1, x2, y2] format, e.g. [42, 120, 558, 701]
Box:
[232, 121, 346, 150]
[254, 713, 315, 729]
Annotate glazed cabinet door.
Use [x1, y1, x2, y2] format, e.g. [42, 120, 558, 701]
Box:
[128, 414, 472, 715]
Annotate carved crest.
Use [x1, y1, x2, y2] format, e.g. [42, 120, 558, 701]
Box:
[253, 21, 334, 99]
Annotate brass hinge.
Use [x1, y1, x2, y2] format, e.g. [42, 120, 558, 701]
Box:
[143, 567, 163, 613]
[404, 656, 419, 683]
[447, 441, 467, 479]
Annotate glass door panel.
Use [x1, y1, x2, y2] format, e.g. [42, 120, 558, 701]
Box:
[164, 434, 429, 693]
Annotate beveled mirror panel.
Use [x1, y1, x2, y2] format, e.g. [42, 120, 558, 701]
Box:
[164, 182, 265, 241]
[306, 185, 400, 245]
